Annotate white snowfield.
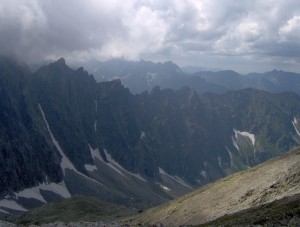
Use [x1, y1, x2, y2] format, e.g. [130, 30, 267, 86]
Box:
[234, 129, 255, 146]
[15, 186, 47, 203]
[39, 181, 71, 198]
[0, 199, 27, 212]
[159, 167, 192, 189]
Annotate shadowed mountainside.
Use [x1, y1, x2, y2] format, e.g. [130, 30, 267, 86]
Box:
[1, 57, 300, 216]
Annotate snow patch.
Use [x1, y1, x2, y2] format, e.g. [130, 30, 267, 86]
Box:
[0, 199, 27, 212]
[89, 145, 147, 182]
[174, 176, 192, 189]
[234, 129, 255, 146]
[131, 173, 147, 182]
[225, 146, 234, 168]
[106, 163, 128, 178]
[89, 145, 103, 161]
[159, 167, 192, 189]
[90, 147, 128, 178]
[0, 208, 9, 214]
[158, 167, 167, 175]
[195, 179, 202, 184]
[104, 150, 147, 182]
[39, 104, 102, 186]
[292, 118, 300, 136]
[200, 170, 207, 178]
[15, 186, 46, 203]
[140, 131, 146, 139]
[104, 150, 128, 172]
[84, 164, 98, 172]
[218, 156, 222, 169]
[39, 104, 77, 174]
[146, 72, 157, 86]
[158, 183, 170, 191]
[232, 137, 240, 151]
[39, 181, 71, 199]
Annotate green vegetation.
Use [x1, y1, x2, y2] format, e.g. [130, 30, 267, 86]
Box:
[121, 148, 300, 226]
[15, 196, 136, 225]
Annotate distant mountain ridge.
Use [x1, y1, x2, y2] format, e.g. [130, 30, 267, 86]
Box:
[84, 59, 227, 94]
[194, 69, 300, 95]
[1, 57, 300, 215]
[83, 59, 300, 95]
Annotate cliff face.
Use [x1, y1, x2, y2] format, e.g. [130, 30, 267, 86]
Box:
[1, 57, 300, 213]
[0, 57, 63, 194]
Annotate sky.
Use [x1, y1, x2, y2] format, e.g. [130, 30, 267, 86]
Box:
[1, 0, 300, 73]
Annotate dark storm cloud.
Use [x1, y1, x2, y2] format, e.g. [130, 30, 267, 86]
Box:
[0, 0, 300, 71]
[0, 0, 127, 62]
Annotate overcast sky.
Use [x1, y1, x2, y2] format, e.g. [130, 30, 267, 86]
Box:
[1, 0, 300, 73]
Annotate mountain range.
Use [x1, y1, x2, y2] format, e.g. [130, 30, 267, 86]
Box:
[195, 69, 300, 95]
[83, 59, 227, 94]
[83, 59, 300, 95]
[1, 57, 300, 222]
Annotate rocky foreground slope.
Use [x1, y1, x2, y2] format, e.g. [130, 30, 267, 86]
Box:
[122, 147, 300, 226]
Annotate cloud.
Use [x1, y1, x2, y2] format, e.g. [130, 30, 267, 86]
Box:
[0, 0, 299, 72]
[279, 16, 300, 40]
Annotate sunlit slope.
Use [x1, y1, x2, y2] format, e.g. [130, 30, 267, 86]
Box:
[124, 147, 300, 226]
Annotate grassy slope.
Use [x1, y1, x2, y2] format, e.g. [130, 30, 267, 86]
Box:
[122, 147, 300, 226]
[200, 193, 300, 226]
[14, 195, 136, 225]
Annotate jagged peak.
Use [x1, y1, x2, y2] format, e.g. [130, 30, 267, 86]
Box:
[55, 57, 66, 65]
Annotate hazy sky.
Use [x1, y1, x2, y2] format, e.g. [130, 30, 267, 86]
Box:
[1, 0, 300, 73]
